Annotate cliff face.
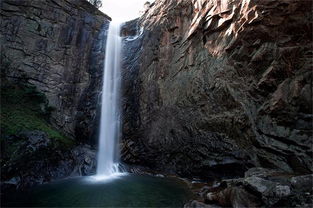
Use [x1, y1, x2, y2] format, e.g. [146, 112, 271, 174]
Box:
[1, 0, 111, 190]
[122, 0, 312, 178]
[1, 0, 110, 141]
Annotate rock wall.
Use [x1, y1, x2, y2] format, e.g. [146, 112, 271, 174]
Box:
[121, 0, 312, 179]
[0, 0, 110, 141]
[121, 19, 144, 162]
[1, 130, 96, 191]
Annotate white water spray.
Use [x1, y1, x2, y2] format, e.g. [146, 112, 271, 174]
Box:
[96, 22, 124, 180]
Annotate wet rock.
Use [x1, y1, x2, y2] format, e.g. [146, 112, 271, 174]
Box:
[275, 185, 291, 198]
[205, 186, 261, 207]
[187, 168, 313, 208]
[184, 200, 222, 208]
[244, 167, 282, 178]
[244, 176, 276, 195]
[75, 21, 110, 144]
[291, 174, 313, 193]
[18, 131, 51, 151]
[244, 176, 291, 206]
[71, 145, 97, 176]
[1, 131, 97, 191]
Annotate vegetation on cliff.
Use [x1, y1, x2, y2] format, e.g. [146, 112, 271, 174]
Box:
[0, 81, 99, 191]
[1, 81, 71, 144]
[86, 0, 102, 8]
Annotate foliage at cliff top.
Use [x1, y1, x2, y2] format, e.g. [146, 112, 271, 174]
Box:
[0, 82, 72, 146]
[86, 0, 102, 8]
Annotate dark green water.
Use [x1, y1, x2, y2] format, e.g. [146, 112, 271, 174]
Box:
[2, 174, 192, 207]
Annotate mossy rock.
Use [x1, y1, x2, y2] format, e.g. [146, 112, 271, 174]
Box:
[0, 81, 73, 146]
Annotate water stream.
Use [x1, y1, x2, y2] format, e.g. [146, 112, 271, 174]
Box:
[96, 21, 123, 179]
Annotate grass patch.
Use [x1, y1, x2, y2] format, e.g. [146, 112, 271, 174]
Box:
[0, 82, 74, 146]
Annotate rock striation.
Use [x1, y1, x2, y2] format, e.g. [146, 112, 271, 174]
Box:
[1, 0, 110, 141]
[121, 0, 313, 179]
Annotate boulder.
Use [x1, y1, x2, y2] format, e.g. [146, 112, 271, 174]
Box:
[187, 168, 312, 207]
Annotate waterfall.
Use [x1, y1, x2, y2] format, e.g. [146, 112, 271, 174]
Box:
[96, 21, 123, 179]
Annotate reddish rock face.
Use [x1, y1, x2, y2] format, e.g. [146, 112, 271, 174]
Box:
[121, 0, 312, 178]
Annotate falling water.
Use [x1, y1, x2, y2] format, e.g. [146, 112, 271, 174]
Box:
[96, 22, 123, 179]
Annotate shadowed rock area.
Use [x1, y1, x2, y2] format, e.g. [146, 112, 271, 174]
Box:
[121, 0, 312, 180]
[185, 168, 312, 208]
[1, 130, 96, 191]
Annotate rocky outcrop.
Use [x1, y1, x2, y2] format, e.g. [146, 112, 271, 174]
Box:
[0, 0, 110, 141]
[121, 0, 312, 179]
[185, 168, 313, 208]
[1, 130, 97, 191]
